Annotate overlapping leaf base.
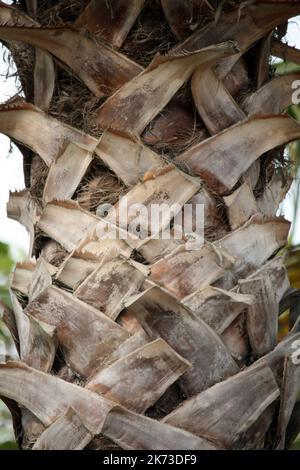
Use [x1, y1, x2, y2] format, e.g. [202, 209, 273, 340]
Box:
[1, 0, 300, 450]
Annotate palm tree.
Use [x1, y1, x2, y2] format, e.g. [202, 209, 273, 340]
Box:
[0, 0, 300, 450]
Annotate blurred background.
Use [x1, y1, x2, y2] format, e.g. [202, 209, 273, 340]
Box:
[0, 1, 300, 450]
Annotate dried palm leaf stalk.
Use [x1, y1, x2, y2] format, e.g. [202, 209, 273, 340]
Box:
[192, 65, 246, 135]
[272, 39, 300, 65]
[75, 0, 146, 48]
[25, 285, 130, 377]
[0, 25, 142, 97]
[176, 115, 300, 195]
[163, 361, 279, 449]
[7, 189, 41, 255]
[129, 286, 239, 396]
[10, 293, 56, 372]
[0, 1, 55, 110]
[0, 100, 97, 166]
[161, 0, 209, 40]
[242, 73, 300, 115]
[97, 42, 239, 136]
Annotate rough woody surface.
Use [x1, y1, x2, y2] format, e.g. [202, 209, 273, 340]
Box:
[0, 0, 300, 450]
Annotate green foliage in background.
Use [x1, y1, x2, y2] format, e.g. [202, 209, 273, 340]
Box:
[272, 61, 300, 76]
[0, 242, 13, 307]
[0, 241, 17, 449]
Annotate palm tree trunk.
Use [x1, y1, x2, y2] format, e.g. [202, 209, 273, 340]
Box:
[0, 0, 300, 450]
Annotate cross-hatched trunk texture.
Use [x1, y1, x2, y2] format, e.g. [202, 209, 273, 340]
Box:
[1, 0, 300, 450]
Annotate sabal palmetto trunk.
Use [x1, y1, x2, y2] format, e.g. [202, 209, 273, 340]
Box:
[1, 0, 300, 450]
